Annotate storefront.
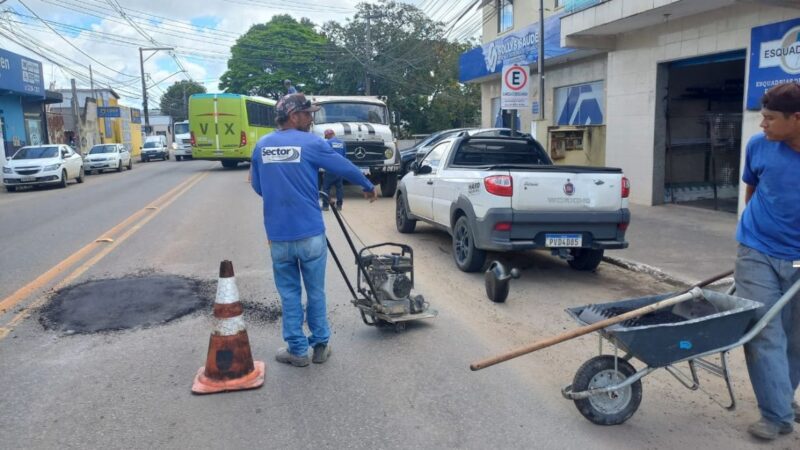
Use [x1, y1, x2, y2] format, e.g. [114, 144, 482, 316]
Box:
[465, 0, 800, 214]
[0, 48, 48, 157]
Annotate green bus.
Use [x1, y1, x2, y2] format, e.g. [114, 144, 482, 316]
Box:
[189, 93, 277, 168]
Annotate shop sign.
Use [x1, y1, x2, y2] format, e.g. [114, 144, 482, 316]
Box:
[98, 106, 121, 118]
[554, 81, 604, 126]
[130, 108, 142, 124]
[747, 18, 800, 110]
[459, 12, 575, 83]
[0, 48, 44, 98]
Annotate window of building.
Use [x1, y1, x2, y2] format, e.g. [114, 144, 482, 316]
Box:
[498, 0, 513, 33]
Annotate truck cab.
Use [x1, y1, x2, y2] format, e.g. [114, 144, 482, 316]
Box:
[309, 96, 400, 197]
[173, 120, 191, 161]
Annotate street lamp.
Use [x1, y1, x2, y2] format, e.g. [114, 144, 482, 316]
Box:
[139, 47, 174, 133]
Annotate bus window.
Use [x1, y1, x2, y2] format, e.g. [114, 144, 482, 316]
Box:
[246, 100, 276, 128]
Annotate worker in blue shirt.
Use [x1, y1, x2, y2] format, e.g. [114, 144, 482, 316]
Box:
[321, 129, 347, 211]
[735, 82, 800, 440]
[283, 79, 297, 95]
[251, 93, 378, 367]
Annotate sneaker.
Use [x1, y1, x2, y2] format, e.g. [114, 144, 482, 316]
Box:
[335, 204, 342, 211]
[794, 401, 800, 424]
[321, 204, 329, 211]
[747, 418, 793, 440]
[312, 343, 331, 364]
[275, 348, 310, 367]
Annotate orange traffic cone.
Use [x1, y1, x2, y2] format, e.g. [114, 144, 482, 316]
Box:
[192, 260, 265, 394]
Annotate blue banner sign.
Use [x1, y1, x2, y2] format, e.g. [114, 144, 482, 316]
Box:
[98, 106, 121, 118]
[0, 48, 44, 98]
[747, 18, 800, 110]
[459, 12, 575, 83]
[554, 81, 604, 125]
[130, 108, 142, 124]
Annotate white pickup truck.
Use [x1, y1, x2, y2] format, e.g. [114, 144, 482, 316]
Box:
[395, 132, 630, 272]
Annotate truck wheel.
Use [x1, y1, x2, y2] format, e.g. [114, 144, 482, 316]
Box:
[221, 160, 238, 168]
[568, 249, 604, 271]
[452, 216, 486, 272]
[395, 194, 416, 233]
[380, 174, 397, 197]
[572, 355, 642, 425]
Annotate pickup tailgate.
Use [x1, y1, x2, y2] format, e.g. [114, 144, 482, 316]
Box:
[512, 167, 623, 212]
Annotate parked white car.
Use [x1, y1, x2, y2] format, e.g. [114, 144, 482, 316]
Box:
[396, 133, 630, 272]
[2, 144, 84, 192]
[84, 143, 132, 174]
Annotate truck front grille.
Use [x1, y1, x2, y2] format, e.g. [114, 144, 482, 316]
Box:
[346, 142, 387, 166]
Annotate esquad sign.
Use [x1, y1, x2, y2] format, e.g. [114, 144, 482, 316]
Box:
[747, 18, 800, 110]
[0, 48, 44, 98]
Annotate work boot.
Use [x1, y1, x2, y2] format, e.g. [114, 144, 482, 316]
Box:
[312, 343, 331, 364]
[794, 401, 800, 424]
[275, 348, 310, 367]
[321, 204, 329, 211]
[747, 418, 793, 440]
[335, 203, 342, 211]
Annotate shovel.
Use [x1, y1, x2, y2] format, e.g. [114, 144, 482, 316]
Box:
[469, 270, 734, 372]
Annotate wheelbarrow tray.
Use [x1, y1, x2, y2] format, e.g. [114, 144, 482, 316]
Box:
[566, 289, 762, 367]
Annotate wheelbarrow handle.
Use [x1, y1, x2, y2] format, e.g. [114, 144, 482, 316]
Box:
[469, 287, 704, 371]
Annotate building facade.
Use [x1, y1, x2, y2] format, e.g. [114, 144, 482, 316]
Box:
[462, 0, 800, 214]
[0, 48, 61, 158]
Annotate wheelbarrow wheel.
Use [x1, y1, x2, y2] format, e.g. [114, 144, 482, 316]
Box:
[572, 355, 642, 425]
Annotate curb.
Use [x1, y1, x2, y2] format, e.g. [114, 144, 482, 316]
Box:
[602, 256, 734, 289]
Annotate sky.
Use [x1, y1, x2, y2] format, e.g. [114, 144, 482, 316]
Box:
[0, 0, 482, 108]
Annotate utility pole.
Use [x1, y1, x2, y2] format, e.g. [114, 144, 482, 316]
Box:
[537, 0, 545, 121]
[70, 78, 80, 150]
[139, 46, 174, 134]
[89, 64, 97, 105]
[364, 12, 382, 96]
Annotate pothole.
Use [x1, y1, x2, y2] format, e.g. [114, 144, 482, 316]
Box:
[39, 274, 214, 334]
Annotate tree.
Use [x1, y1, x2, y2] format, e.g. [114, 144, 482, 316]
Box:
[219, 15, 330, 99]
[159, 80, 206, 121]
[321, 1, 480, 135]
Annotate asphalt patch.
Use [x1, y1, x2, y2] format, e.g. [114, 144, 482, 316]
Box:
[39, 274, 214, 334]
[240, 300, 282, 325]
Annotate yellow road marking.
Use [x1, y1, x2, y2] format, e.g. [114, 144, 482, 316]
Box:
[0, 172, 206, 322]
[0, 172, 208, 341]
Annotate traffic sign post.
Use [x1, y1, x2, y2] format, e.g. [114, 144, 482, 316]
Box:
[501, 64, 530, 110]
[501, 64, 530, 135]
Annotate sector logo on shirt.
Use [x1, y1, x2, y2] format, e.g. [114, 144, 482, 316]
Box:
[261, 146, 301, 163]
[331, 142, 344, 149]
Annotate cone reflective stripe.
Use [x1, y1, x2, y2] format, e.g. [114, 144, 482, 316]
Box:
[192, 260, 265, 394]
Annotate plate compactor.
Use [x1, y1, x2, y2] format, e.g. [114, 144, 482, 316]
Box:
[323, 194, 437, 332]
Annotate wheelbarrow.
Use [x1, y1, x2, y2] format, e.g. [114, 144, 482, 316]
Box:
[559, 276, 800, 425]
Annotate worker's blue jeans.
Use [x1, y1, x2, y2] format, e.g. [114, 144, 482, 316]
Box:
[735, 244, 800, 426]
[270, 233, 330, 357]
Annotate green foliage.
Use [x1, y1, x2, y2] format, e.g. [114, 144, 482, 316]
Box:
[219, 3, 481, 134]
[219, 15, 330, 99]
[159, 80, 206, 121]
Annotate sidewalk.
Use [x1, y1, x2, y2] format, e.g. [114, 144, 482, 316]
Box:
[607, 203, 739, 285]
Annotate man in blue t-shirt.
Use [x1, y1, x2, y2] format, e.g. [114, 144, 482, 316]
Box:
[283, 79, 297, 95]
[735, 82, 800, 440]
[321, 129, 347, 211]
[251, 93, 377, 367]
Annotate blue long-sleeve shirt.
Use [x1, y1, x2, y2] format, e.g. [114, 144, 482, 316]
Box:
[251, 129, 374, 241]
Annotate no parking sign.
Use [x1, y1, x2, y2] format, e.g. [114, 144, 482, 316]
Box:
[501, 64, 530, 109]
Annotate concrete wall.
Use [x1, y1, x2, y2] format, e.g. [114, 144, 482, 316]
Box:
[604, 2, 799, 206]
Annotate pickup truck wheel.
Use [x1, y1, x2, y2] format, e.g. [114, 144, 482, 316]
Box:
[453, 216, 486, 272]
[568, 249, 604, 271]
[395, 194, 416, 233]
[380, 175, 397, 198]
